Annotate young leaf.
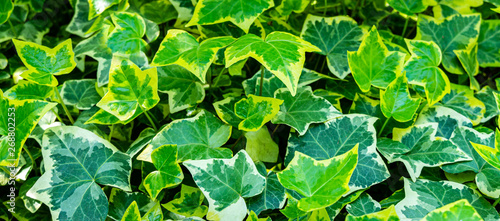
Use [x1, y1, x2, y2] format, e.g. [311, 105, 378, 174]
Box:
[183, 150, 266, 221]
[454, 43, 480, 90]
[225, 32, 321, 96]
[96, 57, 159, 121]
[13, 39, 76, 86]
[244, 127, 279, 163]
[347, 26, 406, 92]
[403, 39, 450, 106]
[27, 126, 132, 221]
[440, 84, 485, 126]
[88, 0, 120, 19]
[107, 12, 147, 55]
[380, 75, 421, 122]
[345, 205, 400, 221]
[143, 145, 183, 200]
[386, 0, 430, 16]
[345, 192, 381, 216]
[276, 0, 311, 16]
[60, 79, 101, 110]
[300, 15, 364, 79]
[213, 96, 242, 128]
[416, 13, 481, 74]
[272, 86, 341, 135]
[277, 145, 358, 212]
[163, 185, 208, 218]
[186, 0, 274, 32]
[477, 20, 500, 67]
[107, 188, 156, 221]
[472, 138, 500, 171]
[121, 201, 141, 221]
[421, 199, 483, 221]
[151, 30, 235, 83]
[234, 95, 283, 131]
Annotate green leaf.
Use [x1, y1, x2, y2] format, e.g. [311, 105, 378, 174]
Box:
[472, 138, 500, 171]
[107, 12, 147, 55]
[276, 0, 310, 16]
[415, 106, 472, 139]
[66, 0, 99, 38]
[107, 188, 155, 221]
[346, 205, 400, 221]
[477, 20, 500, 67]
[300, 15, 364, 79]
[234, 94, 283, 131]
[244, 127, 279, 163]
[403, 39, 450, 105]
[138, 110, 232, 162]
[139, 0, 177, 24]
[157, 65, 205, 113]
[186, 0, 274, 32]
[280, 196, 308, 219]
[151, 29, 234, 83]
[27, 126, 132, 221]
[395, 179, 499, 221]
[387, 0, 431, 16]
[88, 0, 120, 19]
[454, 43, 480, 90]
[13, 39, 76, 86]
[277, 145, 358, 212]
[143, 145, 183, 200]
[213, 96, 242, 128]
[272, 86, 340, 135]
[475, 86, 500, 123]
[347, 26, 406, 92]
[225, 32, 321, 96]
[287, 115, 390, 192]
[96, 57, 159, 121]
[60, 79, 101, 110]
[439, 84, 486, 126]
[142, 202, 163, 221]
[121, 201, 141, 221]
[163, 184, 208, 218]
[74, 28, 113, 86]
[421, 199, 483, 221]
[246, 165, 286, 215]
[183, 150, 266, 220]
[380, 75, 421, 122]
[416, 13, 481, 74]
[3, 80, 54, 100]
[345, 192, 381, 216]
[0, 0, 13, 25]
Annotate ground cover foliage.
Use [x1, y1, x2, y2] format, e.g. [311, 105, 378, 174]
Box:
[0, 0, 500, 220]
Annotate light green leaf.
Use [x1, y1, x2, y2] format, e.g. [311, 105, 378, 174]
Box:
[415, 106, 472, 139]
[403, 39, 450, 106]
[225, 32, 321, 96]
[213, 96, 242, 128]
[234, 94, 283, 131]
[244, 127, 279, 163]
[74, 28, 113, 86]
[313, 89, 343, 111]
[347, 26, 406, 92]
[395, 179, 499, 221]
[421, 199, 483, 221]
[107, 188, 156, 221]
[475, 86, 500, 123]
[138, 110, 232, 162]
[3, 80, 54, 100]
[139, 0, 177, 24]
[163, 184, 208, 218]
[151, 29, 234, 83]
[439, 83, 486, 126]
[143, 145, 183, 200]
[122, 201, 141, 221]
[276, 0, 310, 16]
[246, 164, 286, 215]
[13, 39, 76, 87]
[107, 12, 147, 55]
[472, 138, 500, 171]
[186, 0, 274, 32]
[280, 196, 308, 219]
[27, 126, 132, 221]
[478, 20, 500, 67]
[272, 86, 340, 135]
[88, 0, 120, 19]
[300, 15, 364, 79]
[287, 115, 390, 192]
[380, 75, 421, 122]
[346, 192, 381, 216]
[96, 57, 159, 121]
[60, 79, 101, 110]
[183, 150, 266, 221]
[0, 0, 13, 24]
[277, 145, 358, 212]
[346, 205, 400, 221]
[454, 43, 480, 90]
[387, 0, 431, 16]
[157, 65, 205, 113]
[416, 13, 481, 74]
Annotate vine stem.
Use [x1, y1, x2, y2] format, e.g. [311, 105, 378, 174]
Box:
[493, 198, 500, 207]
[379, 117, 391, 137]
[52, 109, 64, 123]
[231, 134, 244, 150]
[323, 0, 328, 16]
[259, 66, 265, 96]
[108, 124, 114, 142]
[24, 147, 36, 172]
[401, 18, 409, 38]
[54, 87, 75, 124]
[272, 124, 280, 137]
[143, 110, 158, 132]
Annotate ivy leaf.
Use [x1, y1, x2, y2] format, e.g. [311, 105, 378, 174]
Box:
[107, 188, 155, 221]
[386, 0, 430, 16]
[244, 127, 279, 163]
[60, 79, 101, 110]
[345, 193, 381, 216]
[151, 29, 234, 83]
[74, 28, 113, 86]
[88, 0, 120, 19]
[157, 65, 205, 113]
[186, 0, 274, 32]
[347, 26, 406, 92]
[3, 80, 54, 100]
[454, 43, 480, 90]
[96, 57, 159, 121]
[13, 39, 76, 86]
[246, 164, 286, 215]
[472, 138, 500, 171]
[183, 150, 266, 221]
[234, 95, 283, 131]
[380, 75, 421, 122]
[276, 0, 310, 16]
[346, 205, 400, 221]
[272, 86, 340, 135]
[27, 126, 132, 221]
[416, 14, 481, 74]
[439, 84, 485, 126]
[300, 15, 364, 79]
[415, 106, 472, 139]
[138, 110, 232, 162]
[213, 96, 242, 128]
[476, 86, 500, 123]
[403, 39, 450, 106]
[395, 179, 499, 221]
[477, 20, 500, 67]
[121, 201, 141, 221]
[287, 115, 390, 192]
[0, 0, 13, 24]
[107, 12, 147, 55]
[225, 32, 321, 96]
[421, 199, 483, 221]
[143, 145, 183, 200]
[163, 184, 208, 218]
[277, 145, 358, 212]
[66, 0, 98, 38]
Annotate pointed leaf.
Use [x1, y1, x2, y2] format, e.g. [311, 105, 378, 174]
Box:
[163, 184, 208, 218]
[387, 0, 430, 16]
[477, 20, 500, 67]
[74, 28, 113, 86]
[276, 0, 310, 16]
[415, 106, 473, 139]
[143, 145, 183, 200]
[60, 79, 101, 110]
[440, 84, 485, 125]
[88, 0, 120, 19]
[244, 127, 279, 163]
[3, 80, 53, 100]
[346, 192, 381, 216]
[346, 205, 400, 221]
[380, 75, 421, 122]
[421, 199, 483, 221]
[246, 165, 286, 215]
[107, 12, 147, 55]
[0, 0, 13, 24]
[234, 94, 283, 131]
[472, 140, 500, 171]
[107, 188, 156, 221]
[455, 43, 480, 90]
[121, 201, 141, 221]
[213, 96, 242, 128]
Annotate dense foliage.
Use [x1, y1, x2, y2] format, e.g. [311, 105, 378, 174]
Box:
[1, 0, 500, 220]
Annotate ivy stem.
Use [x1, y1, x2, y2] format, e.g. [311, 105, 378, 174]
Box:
[51, 109, 64, 123]
[212, 68, 226, 89]
[24, 147, 36, 172]
[231, 134, 244, 150]
[379, 117, 391, 137]
[143, 110, 158, 132]
[0, 166, 9, 174]
[54, 87, 75, 125]
[108, 124, 114, 142]
[401, 18, 409, 38]
[493, 198, 500, 207]
[259, 66, 265, 96]
[8, 20, 17, 37]
[128, 121, 134, 141]
[320, 58, 327, 73]
[271, 124, 280, 137]
[323, 0, 327, 16]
